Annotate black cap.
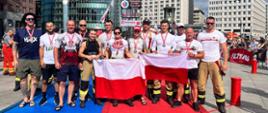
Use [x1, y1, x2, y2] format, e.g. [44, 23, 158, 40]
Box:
[142, 19, 151, 25]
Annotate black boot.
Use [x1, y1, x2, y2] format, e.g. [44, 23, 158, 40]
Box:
[147, 88, 153, 100]
[125, 99, 134, 107]
[152, 93, 160, 104]
[13, 81, 20, 91]
[217, 102, 226, 113]
[112, 100, 118, 107]
[192, 102, 200, 111]
[198, 91, 206, 104]
[80, 100, 85, 108]
[183, 94, 190, 103]
[166, 96, 174, 107]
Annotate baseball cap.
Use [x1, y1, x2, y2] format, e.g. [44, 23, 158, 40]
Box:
[176, 23, 184, 28]
[134, 26, 141, 32]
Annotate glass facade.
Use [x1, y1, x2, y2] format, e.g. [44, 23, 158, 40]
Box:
[52, 0, 114, 30]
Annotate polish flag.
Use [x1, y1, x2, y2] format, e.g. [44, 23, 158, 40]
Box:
[140, 54, 188, 84]
[93, 59, 146, 100]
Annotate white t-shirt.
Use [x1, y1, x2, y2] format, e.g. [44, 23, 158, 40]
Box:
[141, 31, 156, 49]
[175, 34, 186, 43]
[197, 30, 226, 62]
[128, 38, 145, 58]
[99, 32, 114, 49]
[54, 32, 83, 51]
[176, 39, 203, 69]
[152, 32, 176, 54]
[107, 38, 128, 59]
[40, 33, 59, 64]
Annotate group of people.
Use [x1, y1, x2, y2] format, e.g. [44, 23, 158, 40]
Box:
[3, 12, 229, 113]
[229, 36, 268, 69]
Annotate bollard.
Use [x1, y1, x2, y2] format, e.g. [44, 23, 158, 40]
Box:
[251, 56, 257, 74]
[230, 77, 242, 106]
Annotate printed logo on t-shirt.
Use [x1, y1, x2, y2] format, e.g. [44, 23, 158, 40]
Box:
[200, 37, 219, 42]
[24, 36, 38, 43]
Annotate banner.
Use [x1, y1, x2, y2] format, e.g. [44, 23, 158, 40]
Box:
[140, 54, 188, 84]
[229, 49, 253, 65]
[93, 59, 145, 100]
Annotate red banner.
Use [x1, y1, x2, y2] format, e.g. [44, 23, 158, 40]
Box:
[230, 49, 253, 65]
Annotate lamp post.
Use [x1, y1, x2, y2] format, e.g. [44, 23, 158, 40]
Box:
[63, 0, 69, 32]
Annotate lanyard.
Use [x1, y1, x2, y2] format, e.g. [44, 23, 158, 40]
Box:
[48, 33, 55, 46]
[26, 28, 35, 38]
[161, 32, 168, 46]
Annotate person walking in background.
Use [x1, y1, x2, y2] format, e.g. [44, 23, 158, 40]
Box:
[2, 30, 15, 76]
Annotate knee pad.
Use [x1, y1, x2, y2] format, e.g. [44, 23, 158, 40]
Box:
[80, 81, 89, 91]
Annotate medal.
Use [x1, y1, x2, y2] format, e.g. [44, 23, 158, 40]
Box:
[48, 33, 55, 46]
[161, 32, 168, 48]
[67, 33, 74, 46]
[134, 38, 138, 53]
[26, 28, 35, 42]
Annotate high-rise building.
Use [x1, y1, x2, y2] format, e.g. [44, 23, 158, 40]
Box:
[208, 0, 266, 37]
[0, 0, 36, 36]
[266, 3, 268, 37]
[193, 7, 206, 25]
[52, 0, 117, 31]
[140, 0, 194, 25]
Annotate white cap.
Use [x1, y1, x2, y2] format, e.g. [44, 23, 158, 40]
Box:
[176, 23, 184, 27]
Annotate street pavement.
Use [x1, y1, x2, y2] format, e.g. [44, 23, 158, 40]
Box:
[0, 62, 268, 113]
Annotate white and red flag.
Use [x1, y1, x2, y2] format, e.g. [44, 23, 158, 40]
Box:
[93, 58, 146, 100]
[140, 54, 188, 84]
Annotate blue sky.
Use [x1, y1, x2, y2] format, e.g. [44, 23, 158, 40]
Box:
[194, 0, 268, 15]
[194, 0, 208, 15]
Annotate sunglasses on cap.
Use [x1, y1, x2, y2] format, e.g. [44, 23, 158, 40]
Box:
[114, 32, 121, 35]
[25, 18, 34, 21]
[80, 24, 87, 27]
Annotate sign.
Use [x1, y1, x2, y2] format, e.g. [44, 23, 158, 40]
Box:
[230, 49, 253, 65]
[120, 20, 141, 27]
[121, 0, 129, 9]
[129, 0, 141, 8]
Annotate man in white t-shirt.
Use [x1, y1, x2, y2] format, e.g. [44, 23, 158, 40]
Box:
[99, 20, 114, 57]
[39, 22, 59, 106]
[175, 27, 204, 111]
[175, 23, 186, 43]
[151, 20, 181, 108]
[140, 19, 156, 100]
[197, 17, 228, 113]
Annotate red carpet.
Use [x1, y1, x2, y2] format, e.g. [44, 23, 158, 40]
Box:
[102, 98, 209, 113]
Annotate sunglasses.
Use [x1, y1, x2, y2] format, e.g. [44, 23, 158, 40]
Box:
[25, 18, 34, 21]
[206, 23, 214, 25]
[80, 24, 87, 27]
[114, 32, 121, 35]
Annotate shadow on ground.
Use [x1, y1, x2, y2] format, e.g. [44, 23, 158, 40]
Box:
[242, 87, 268, 99]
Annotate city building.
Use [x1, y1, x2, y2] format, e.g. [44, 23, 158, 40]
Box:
[52, 0, 118, 31]
[140, 0, 194, 25]
[208, 0, 266, 37]
[266, 3, 268, 37]
[0, 0, 36, 37]
[193, 7, 206, 25]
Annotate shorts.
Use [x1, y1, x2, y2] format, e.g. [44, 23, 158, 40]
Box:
[17, 59, 42, 80]
[42, 64, 58, 81]
[188, 68, 198, 80]
[57, 64, 80, 82]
